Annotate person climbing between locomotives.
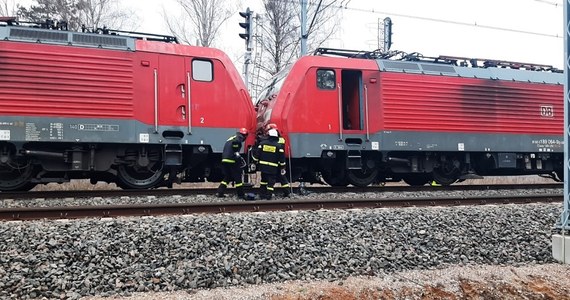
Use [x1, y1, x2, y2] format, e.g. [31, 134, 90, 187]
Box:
[252, 129, 285, 200]
[217, 128, 249, 199]
[264, 123, 291, 197]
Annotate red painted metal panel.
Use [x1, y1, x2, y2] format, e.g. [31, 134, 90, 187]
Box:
[271, 56, 379, 135]
[136, 40, 255, 130]
[0, 40, 256, 132]
[379, 72, 563, 135]
[0, 42, 134, 119]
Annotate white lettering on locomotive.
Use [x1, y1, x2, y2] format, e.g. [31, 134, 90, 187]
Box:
[0, 130, 10, 141]
[139, 133, 150, 143]
[77, 124, 120, 131]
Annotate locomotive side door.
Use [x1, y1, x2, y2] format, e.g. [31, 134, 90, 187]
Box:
[157, 55, 188, 129]
[183, 57, 217, 134]
[340, 70, 364, 132]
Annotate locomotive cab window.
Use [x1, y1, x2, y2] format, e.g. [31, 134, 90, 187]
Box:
[317, 69, 336, 90]
[192, 59, 213, 82]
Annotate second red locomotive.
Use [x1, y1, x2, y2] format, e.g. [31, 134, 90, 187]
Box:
[255, 48, 564, 187]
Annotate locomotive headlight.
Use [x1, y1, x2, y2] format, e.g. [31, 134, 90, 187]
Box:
[326, 151, 334, 157]
[198, 146, 206, 152]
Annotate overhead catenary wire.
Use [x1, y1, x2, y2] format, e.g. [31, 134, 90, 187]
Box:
[276, 0, 562, 39]
[534, 0, 562, 7]
[334, 3, 563, 39]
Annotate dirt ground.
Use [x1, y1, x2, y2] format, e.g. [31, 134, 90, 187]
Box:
[83, 263, 570, 300]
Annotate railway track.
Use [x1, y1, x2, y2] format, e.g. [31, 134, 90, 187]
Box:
[0, 183, 562, 200]
[0, 193, 562, 221]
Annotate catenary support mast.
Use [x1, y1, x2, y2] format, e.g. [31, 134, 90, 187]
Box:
[301, 0, 308, 56]
[552, 0, 570, 263]
[562, 0, 570, 232]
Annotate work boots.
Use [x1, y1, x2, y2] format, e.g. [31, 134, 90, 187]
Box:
[216, 182, 227, 198]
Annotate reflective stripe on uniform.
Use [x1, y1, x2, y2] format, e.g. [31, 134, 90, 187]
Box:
[267, 187, 274, 191]
[278, 137, 285, 144]
[235, 183, 243, 187]
[262, 144, 276, 153]
[220, 181, 228, 186]
[260, 181, 267, 186]
[279, 162, 286, 166]
[222, 159, 236, 163]
[259, 160, 279, 167]
[282, 184, 290, 188]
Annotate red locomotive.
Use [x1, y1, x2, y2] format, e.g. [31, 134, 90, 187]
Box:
[0, 18, 255, 191]
[255, 48, 564, 187]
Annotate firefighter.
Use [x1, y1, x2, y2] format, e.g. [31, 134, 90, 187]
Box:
[265, 123, 291, 197]
[252, 128, 285, 200]
[216, 128, 249, 199]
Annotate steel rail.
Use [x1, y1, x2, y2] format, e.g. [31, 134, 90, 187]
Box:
[0, 183, 562, 201]
[0, 194, 561, 221]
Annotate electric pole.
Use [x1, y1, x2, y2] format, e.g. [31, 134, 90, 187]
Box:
[301, 0, 308, 56]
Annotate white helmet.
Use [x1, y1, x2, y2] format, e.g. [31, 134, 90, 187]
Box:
[268, 129, 279, 137]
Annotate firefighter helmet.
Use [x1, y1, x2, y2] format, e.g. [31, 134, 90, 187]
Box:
[265, 123, 278, 131]
[238, 128, 249, 136]
[268, 129, 279, 137]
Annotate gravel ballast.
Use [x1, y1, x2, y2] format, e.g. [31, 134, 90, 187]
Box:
[0, 201, 563, 299]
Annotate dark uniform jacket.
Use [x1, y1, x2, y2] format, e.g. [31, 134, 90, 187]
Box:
[253, 137, 285, 174]
[221, 135, 243, 164]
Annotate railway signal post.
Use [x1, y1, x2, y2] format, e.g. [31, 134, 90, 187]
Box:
[239, 7, 253, 90]
[552, 0, 570, 264]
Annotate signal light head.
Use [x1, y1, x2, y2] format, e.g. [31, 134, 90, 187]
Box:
[238, 8, 252, 42]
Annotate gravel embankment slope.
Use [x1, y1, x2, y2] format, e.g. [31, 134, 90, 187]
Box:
[0, 200, 565, 299]
[83, 263, 570, 299]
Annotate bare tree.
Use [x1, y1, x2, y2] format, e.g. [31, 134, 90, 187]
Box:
[17, 0, 135, 31]
[253, 0, 341, 94]
[258, 0, 299, 76]
[164, 0, 235, 47]
[0, 0, 18, 16]
[77, 0, 137, 31]
[17, 0, 77, 28]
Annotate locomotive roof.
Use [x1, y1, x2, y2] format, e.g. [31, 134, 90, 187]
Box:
[0, 19, 177, 51]
[0, 26, 137, 51]
[313, 48, 563, 85]
[375, 59, 564, 85]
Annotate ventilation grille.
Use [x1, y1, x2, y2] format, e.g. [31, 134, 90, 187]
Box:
[4, 27, 134, 50]
[383, 61, 421, 71]
[421, 64, 456, 74]
[9, 28, 68, 42]
[72, 34, 128, 48]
